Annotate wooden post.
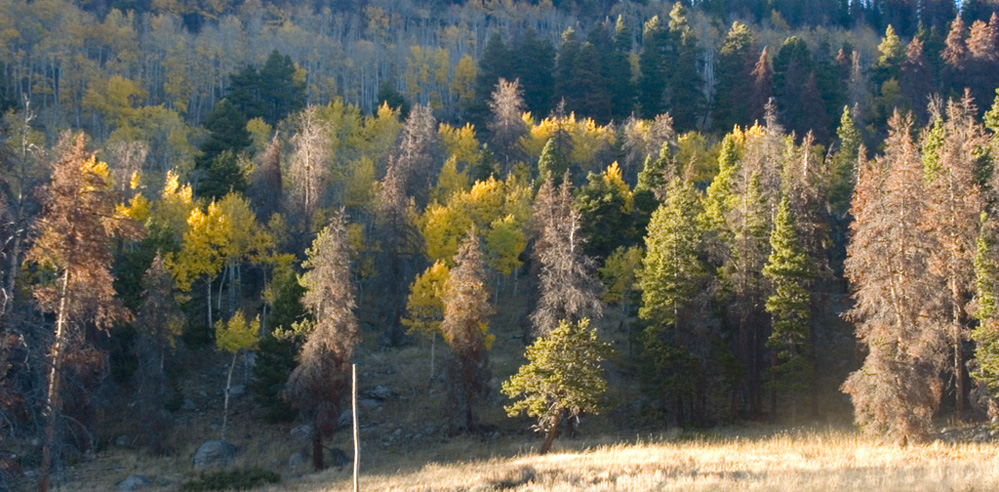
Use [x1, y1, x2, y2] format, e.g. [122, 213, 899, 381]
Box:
[352, 363, 359, 492]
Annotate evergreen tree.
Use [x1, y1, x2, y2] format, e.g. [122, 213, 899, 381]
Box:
[537, 138, 568, 182]
[502, 318, 612, 454]
[197, 99, 251, 171]
[513, 28, 555, 118]
[711, 22, 756, 133]
[609, 16, 636, 120]
[638, 176, 706, 423]
[971, 212, 999, 405]
[553, 28, 582, 114]
[666, 2, 704, 131]
[638, 16, 671, 118]
[228, 50, 305, 125]
[470, 33, 515, 127]
[575, 162, 635, 260]
[762, 198, 814, 421]
[831, 107, 862, 216]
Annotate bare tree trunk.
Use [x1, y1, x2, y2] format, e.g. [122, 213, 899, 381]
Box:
[39, 268, 70, 492]
[221, 352, 238, 441]
[207, 278, 213, 336]
[540, 413, 560, 454]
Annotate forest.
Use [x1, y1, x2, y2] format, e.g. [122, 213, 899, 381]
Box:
[4, 0, 999, 489]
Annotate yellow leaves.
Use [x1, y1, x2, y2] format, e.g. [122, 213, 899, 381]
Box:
[522, 112, 614, 173]
[602, 161, 633, 214]
[452, 55, 477, 107]
[215, 309, 260, 354]
[120, 192, 152, 224]
[403, 260, 450, 337]
[432, 155, 470, 204]
[420, 201, 474, 263]
[484, 214, 527, 276]
[439, 122, 480, 166]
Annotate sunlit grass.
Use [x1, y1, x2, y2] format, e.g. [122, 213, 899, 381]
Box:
[263, 428, 999, 492]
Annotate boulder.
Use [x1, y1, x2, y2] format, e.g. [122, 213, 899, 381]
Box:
[362, 385, 395, 400]
[116, 475, 150, 491]
[328, 448, 351, 468]
[288, 452, 308, 468]
[192, 440, 237, 470]
[337, 410, 352, 428]
[227, 385, 246, 399]
[290, 424, 314, 444]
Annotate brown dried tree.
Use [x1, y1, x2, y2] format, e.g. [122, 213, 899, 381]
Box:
[289, 106, 331, 231]
[284, 211, 359, 470]
[530, 174, 602, 337]
[26, 134, 143, 492]
[440, 231, 493, 433]
[487, 78, 526, 172]
[924, 93, 987, 421]
[842, 113, 947, 444]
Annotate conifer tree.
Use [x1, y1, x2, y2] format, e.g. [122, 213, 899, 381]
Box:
[666, 2, 704, 131]
[531, 175, 603, 337]
[537, 138, 568, 183]
[924, 94, 987, 421]
[762, 198, 814, 422]
[638, 176, 706, 422]
[441, 231, 494, 432]
[638, 16, 670, 118]
[971, 212, 999, 407]
[830, 106, 862, 215]
[749, 48, 773, 123]
[842, 112, 946, 443]
[512, 28, 555, 118]
[711, 22, 756, 133]
[502, 318, 612, 454]
[27, 135, 143, 492]
[284, 212, 359, 470]
[133, 253, 184, 453]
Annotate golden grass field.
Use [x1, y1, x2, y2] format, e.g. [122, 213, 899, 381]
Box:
[240, 428, 999, 492]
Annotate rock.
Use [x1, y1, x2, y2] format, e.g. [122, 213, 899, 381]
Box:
[288, 452, 308, 468]
[329, 448, 351, 468]
[115, 435, 132, 447]
[192, 440, 237, 470]
[116, 474, 150, 491]
[227, 385, 246, 398]
[181, 399, 196, 411]
[362, 385, 395, 400]
[337, 410, 353, 428]
[290, 424, 314, 444]
[391, 428, 403, 438]
[360, 399, 381, 409]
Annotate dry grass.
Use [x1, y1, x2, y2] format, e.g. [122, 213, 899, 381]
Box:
[254, 428, 999, 492]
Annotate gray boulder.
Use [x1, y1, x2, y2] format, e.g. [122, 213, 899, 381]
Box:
[288, 452, 308, 468]
[192, 440, 236, 470]
[116, 475, 150, 491]
[227, 385, 246, 398]
[328, 448, 352, 468]
[362, 385, 395, 400]
[290, 424, 314, 444]
[337, 410, 353, 428]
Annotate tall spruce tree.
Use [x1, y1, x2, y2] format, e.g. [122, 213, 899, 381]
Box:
[762, 198, 814, 422]
[638, 16, 671, 118]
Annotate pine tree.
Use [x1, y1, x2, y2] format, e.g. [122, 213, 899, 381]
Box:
[537, 138, 568, 183]
[609, 16, 636, 120]
[512, 28, 555, 118]
[132, 253, 184, 454]
[440, 231, 494, 432]
[197, 99, 251, 171]
[638, 176, 706, 423]
[841, 112, 947, 443]
[971, 212, 999, 408]
[488, 78, 527, 172]
[284, 212, 359, 470]
[666, 2, 704, 131]
[711, 22, 756, 133]
[831, 106, 861, 215]
[502, 318, 612, 454]
[762, 198, 814, 422]
[27, 135, 143, 492]
[638, 16, 671, 118]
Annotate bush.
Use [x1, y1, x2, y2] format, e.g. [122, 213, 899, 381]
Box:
[180, 468, 280, 491]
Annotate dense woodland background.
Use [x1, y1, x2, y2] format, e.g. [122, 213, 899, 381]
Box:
[5, 0, 999, 489]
